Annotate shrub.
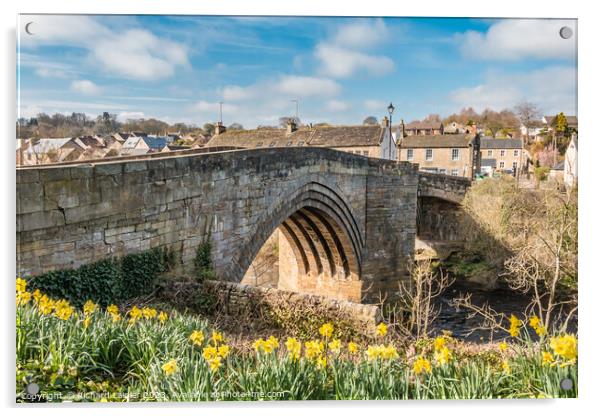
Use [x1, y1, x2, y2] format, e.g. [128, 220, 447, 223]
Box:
[27, 247, 169, 307]
[194, 238, 215, 281]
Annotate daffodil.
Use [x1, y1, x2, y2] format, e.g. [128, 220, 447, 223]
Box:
[316, 355, 327, 369]
[218, 345, 230, 358]
[319, 323, 334, 338]
[161, 359, 178, 376]
[16, 277, 27, 293]
[499, 342, 508, 352]
[190, 330, 205, 346]
[375, 322, 388, 337]
[207, 357, 222, 372]
[83, 316, 91, 329]
[542, 351, 554, 365]
[107, 304, 119, 315]
[158, 311, 168, 323]
[38, 295, 54, 315]
[434, 346, 452, 366]
[128, 306, 142, 323]
[111, 313, 121, 323]
[550, 334, 577, 361]
[54, 299, 74, 320]
[434, 336, 446, 351]
[502, 360, 511, 374]
[285, 337, 301, 360]
[16, 291, 31, 306]
[328, 339, 341, 353]
[142, 307, 157, 320]
[413, 356, 432, 375]
[529, 315, 540, 330]
[202, 346, 218, 360]
[508, 314, 522, 337]
[83, 300, 97, 316]
[305, 340, 324, 360]
[32, 289, 42, 303]
[211, 330, 224, 345]
[348, 342, 358, 354]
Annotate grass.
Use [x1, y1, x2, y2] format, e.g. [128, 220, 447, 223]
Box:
[16, 283, 578, 402]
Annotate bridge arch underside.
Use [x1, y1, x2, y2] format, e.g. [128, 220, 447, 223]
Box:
[239, 185, 364, 302]
[415, 196, 465, 260]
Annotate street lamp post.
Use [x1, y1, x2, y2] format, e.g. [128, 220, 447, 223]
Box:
[387, 102, 395, 160]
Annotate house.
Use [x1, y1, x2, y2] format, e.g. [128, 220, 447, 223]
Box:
[112, 132, 132, 143]
[205, 118, 397, 160]
[542, 115, 578, 132]
[121, 136, 168, 156]
[564, 134, 578, 187]
[479, 137, 526, 175]
[519, 121, 546, 140]
[402, 120, 444, 136]
[17, 137, 86, 165]
[444, 121, 471, 134]
[397, 133, 480, 178]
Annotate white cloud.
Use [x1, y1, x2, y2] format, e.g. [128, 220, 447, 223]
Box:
[332, 19, 388, 49]
[324, 100, 350, 112]
[363, 99, 387, 112]
[117, 111, 145, 122]
[222, 75, 341, 102]
[314, 19, 394, 79]
[450, 66, 577, 115]
[193, 100, 238, 113]
[21, 16, 188, 80]
[315, 45, 393, 78]
[70, 80, 101, 95]
[457, 19, 576, 61]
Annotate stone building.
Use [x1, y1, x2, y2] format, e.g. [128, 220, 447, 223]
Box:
[206, 118, 397, 160]
[402, 120, 444, 136]
[397, 133, 480, 178]
[479, 137, 526, 174]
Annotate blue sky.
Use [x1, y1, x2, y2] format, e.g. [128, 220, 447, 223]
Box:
[17, 15, 577, 128]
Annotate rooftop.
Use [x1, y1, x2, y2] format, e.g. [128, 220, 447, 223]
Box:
[398, 134, 475, 148]
[480, 138, 523, 149]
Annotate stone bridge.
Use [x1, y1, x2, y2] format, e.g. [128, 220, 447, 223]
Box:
[16, 148, 469, 303]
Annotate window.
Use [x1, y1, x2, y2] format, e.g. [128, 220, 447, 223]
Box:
[451, 148, 459, 161]
[487, 150, 493, 157]
[363, 151, 369, 156]
[407, 149, 414, 160]
[513, 149, 519, 157]
[355, 150, 362, 155]
[500, 150, 506, 157]
[512, 161, 518, 170]
[451, 169, 459, 176]
[439, 168, 447, 174]
[499, 161, 505, 169]
[426, 148, 433, 161]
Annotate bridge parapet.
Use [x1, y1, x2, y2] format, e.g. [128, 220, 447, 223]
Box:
[417, 171, 471, 204]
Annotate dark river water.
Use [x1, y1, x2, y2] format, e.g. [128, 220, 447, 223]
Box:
[432, 279, 578, 342]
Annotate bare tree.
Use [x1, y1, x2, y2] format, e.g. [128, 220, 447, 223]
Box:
[514, 101, 543, 139]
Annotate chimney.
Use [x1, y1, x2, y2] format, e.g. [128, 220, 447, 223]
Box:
[381, 116, 390, 128]
[214, 121, 226, 136]
[400, 119, 405, 138]
[470, 123, 477, 135]
[286, 119, 297, 134]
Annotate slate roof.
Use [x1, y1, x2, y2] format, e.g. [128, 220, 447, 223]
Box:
[142, 136, 168, 150]
[481, 158, 497, 168]
[206, 125, 385, 148]
[398, 134, 475, 148]
[405, 120, 443, 130]
[480, 138, 523, 149]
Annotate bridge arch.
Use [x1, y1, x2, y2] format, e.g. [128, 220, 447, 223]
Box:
[233, 181, 364, 301]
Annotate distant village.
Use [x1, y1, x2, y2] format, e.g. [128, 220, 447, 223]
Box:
[16, 106, 578, 188]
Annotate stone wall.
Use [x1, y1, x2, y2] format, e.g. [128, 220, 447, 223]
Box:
[417, 171, 471, 204]
[17, 147, 420, 303]
[203, 279, 382, 332]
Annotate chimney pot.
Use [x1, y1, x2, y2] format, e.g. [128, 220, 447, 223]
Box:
[286, 119, 297, 134]
[382, 117, 390, 128]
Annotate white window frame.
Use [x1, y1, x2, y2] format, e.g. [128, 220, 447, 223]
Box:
[451, 169, 459, 176]
[451, 148, 459, 161]
[425, 148, 433, 161]
[500, 150, 506, 157]
[499, 161, 505, 169]
[513, 149, 519, 157]
[407, 148, 414, 160]
[487, 149, 493, 157]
